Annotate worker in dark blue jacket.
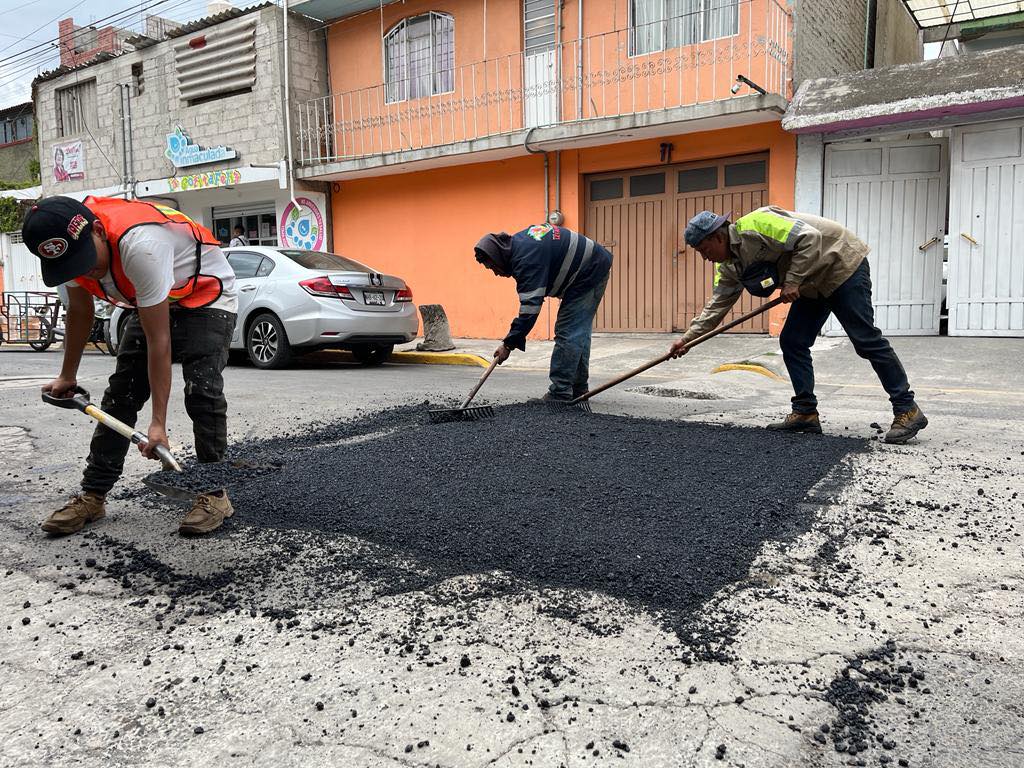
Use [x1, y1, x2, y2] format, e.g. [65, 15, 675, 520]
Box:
[475, 223, 613, 401]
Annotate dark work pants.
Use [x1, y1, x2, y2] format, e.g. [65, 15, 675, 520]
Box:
[779, 260, 916, 416]
[549, 256, 612, 398]
[81, 308, 235, 496]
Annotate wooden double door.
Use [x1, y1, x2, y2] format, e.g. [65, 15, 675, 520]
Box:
[585, 153, 771, 333]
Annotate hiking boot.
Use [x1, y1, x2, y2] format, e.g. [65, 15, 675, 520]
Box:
[527, 392, 573, 406]
[178, 490, 234, 536]
[885, 407, 928, 444]
[766, 412, 823, 434]
[42, 493, 106, 535]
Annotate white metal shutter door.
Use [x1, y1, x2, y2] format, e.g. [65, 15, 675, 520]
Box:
[822, 139, 948, 336]
[948, 119, 1024, 336]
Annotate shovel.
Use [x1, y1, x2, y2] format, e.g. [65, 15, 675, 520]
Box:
[42, 386, 183, 472]
[428, 357, 500, 423]
[572, 298, 785, 405]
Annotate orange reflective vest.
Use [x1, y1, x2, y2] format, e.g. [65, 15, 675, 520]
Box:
[75, 196, 224, 309]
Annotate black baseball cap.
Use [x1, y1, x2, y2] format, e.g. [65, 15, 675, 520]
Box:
[22, 196, 98, 287]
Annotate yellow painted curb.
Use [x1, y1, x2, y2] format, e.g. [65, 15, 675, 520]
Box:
[712, 362, 786, 381]
[391, 351, 490, 368]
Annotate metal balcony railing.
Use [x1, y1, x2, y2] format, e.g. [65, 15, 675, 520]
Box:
[298, 0, 791, 166]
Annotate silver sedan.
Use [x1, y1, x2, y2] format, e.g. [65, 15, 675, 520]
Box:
[110, 247, 418, 368]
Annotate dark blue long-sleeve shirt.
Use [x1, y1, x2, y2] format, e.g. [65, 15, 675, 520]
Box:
[503, 224, 613, 350]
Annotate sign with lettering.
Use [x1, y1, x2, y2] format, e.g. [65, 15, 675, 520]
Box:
[53, 140, 85, 183]
[167, 168, 243, 192]
[279, 196, 325, 251]
[164, 127, 237, 168]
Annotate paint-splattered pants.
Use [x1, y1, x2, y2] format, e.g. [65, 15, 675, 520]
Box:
[548, 255, 612, 399]
[81, 308, 236, 496]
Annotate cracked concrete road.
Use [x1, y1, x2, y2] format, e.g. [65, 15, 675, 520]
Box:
[1, 336, 1022, 768]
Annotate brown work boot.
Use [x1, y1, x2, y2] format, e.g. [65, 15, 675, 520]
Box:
[178, 490, 234, 536]
[766, 412, 823, 434]
[885, 407, 928, 444]
[41, 493, 106, 535]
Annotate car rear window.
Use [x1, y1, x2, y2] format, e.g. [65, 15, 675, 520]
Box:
[278, 250, 370, 272]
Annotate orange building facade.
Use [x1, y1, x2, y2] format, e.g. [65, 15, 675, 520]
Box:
[296, 0, 795, 339]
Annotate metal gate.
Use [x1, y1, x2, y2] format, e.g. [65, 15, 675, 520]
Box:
[948, 119, 1024, 336]
[823, 138, 948, 336]
[585, 153, 770, 333]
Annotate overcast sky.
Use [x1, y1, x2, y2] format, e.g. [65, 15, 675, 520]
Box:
[0, 0, 268, 109]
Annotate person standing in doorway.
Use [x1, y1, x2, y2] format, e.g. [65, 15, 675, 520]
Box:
[229, 224, 248, 247]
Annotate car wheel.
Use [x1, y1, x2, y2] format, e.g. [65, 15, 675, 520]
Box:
[247, 313, 292, 369]
[352, 343, 393, 366]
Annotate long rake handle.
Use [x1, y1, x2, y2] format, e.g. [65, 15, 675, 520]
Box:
[461, 357, 501, 409]
[573, 297, 785, 403]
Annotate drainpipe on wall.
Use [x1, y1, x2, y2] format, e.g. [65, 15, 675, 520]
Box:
[282, 0, 304, 214]
[577, 0, 583, 120]
[524, 127, 549, 223]
[863, 0, 877, 69]
[125, 83, 135, 199]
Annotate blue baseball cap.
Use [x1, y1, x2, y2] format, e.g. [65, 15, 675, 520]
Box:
[684, 210, 732, 247]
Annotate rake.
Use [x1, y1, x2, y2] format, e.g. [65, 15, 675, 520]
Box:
[428, 357, 500, 423]
[571, 298, 784, 406]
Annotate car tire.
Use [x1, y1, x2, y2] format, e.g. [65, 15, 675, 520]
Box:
[247, 313, 292, 369]
[352, 343, 393, 366]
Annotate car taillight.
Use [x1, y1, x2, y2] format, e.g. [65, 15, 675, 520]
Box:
[300, 277, 353, 299]
[395, 286, 413, 302]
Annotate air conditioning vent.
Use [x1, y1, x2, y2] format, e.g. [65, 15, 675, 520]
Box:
[174, 16, 256, 105]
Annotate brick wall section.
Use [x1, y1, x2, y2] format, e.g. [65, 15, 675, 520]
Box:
[36, 8, 328, 198]
[58, 19, 125, 69]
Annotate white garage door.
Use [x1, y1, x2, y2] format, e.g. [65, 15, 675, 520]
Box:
[823, 138, 948, 335]
[948, 119, 1024, 336]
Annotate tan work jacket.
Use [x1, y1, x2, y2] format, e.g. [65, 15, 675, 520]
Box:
[681, 207, 868, 342]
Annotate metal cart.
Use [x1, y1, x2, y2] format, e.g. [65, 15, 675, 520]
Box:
[0, 291, 61, 351]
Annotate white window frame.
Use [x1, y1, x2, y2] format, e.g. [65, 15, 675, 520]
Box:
[383, 12, 455, 104]
[628, 0, 739, 58]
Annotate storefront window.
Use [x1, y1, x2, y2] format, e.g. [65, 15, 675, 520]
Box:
[213, 204, 278, 247]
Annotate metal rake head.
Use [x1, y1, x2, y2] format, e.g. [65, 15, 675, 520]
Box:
[427, 405, 496, 424]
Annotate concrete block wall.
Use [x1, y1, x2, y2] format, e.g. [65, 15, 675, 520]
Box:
[0, 142, 36, 185]
[790, 0, 871, 87]
[875, 0, 923, 67]
[790, 0, 922, 88]
[35, 7, 328, 199]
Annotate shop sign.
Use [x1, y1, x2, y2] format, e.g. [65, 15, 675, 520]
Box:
[53, 140, 85, 183]
[167, 168, 242, 192]
[164, 126, 237, 168]
[279, 196, 325, 251]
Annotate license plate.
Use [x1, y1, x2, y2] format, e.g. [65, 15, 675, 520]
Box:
[363, 291, 385, 306]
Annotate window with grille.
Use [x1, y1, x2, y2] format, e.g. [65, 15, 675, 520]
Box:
[55, 80, 97, 137]
[384, 13, 454, 104]
[630, 0, 739, 56]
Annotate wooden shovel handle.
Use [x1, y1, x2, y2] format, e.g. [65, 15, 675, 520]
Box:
[573, 297, 785, 403]
[461, 357, 501, 409]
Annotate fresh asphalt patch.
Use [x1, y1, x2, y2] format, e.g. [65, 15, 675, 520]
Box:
[119, 403, 865, 652]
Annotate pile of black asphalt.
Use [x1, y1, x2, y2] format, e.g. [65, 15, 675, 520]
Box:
[138, 402, 864, 648]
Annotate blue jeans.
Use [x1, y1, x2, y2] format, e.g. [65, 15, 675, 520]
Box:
[548, 263, 611, 398]
[779, 260, 915, 416]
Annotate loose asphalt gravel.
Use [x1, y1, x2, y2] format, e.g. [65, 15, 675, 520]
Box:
[117, 403, 864, 651]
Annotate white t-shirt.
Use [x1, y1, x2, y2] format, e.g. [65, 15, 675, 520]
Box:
[79, 223, 238, 314]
